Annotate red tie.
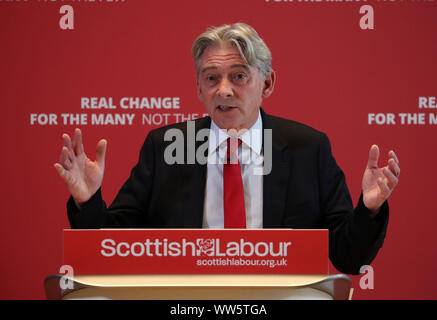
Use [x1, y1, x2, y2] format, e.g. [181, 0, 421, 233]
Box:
[224, 138, 246, 228]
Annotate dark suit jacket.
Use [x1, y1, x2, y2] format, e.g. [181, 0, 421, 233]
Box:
[67, 109, 389, 275]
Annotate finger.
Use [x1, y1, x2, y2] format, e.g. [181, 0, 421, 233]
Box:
[383, 166, 398, 190]
[95, 139, 107, 167]
[62, 134, 75, 161]
[62, 133, 73, 151]
[61, 137, 74, 161]
[59, 147, 72, 170]
[388, 158, 400, 177]
[367, 144, 380, 169]
[377, 177, 391, 199]
[59, 147, 67, 164]
[72, 128, 85, 156]
[388, 150, 399, 165]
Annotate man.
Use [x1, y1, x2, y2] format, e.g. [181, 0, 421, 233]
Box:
[54, 23, 400, 275]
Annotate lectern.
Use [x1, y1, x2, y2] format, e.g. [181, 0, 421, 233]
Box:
[44, 229, 352, 300]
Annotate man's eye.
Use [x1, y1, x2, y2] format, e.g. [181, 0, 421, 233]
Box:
[206, 75, 217, 81]
[233, 73, 248, 82]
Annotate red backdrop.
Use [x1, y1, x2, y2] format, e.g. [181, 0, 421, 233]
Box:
[1, 0, 436, 299]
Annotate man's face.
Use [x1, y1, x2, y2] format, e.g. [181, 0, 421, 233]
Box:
[197, 45, 275, 131]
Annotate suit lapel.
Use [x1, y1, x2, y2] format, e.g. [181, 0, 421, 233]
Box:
[183, 116, 211, 228]
[180, 111, 291, 228]
[261, 109, 291, 228]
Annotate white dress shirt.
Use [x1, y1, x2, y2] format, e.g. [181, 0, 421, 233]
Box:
[202, 111, 264, 228]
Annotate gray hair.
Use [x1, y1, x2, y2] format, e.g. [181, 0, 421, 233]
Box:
[191, 23, 272, 78]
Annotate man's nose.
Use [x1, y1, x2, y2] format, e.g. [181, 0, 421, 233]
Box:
[216, 78, 234, 99]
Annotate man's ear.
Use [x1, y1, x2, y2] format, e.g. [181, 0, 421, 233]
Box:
[262, 70, 276, 98]
[197, 79, 204, 102]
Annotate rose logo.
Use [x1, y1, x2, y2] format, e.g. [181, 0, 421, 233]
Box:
[196, 239, 215, 256]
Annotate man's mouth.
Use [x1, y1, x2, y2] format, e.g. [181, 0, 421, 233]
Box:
[217, 105, 236, 112]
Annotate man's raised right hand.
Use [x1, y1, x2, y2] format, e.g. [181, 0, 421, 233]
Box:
[54, 128, 107, 206]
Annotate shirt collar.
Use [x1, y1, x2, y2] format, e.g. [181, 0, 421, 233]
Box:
[208, 110, 263, 156]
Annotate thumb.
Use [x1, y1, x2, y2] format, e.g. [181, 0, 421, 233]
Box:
[54, 163, 66, 178]
[54, 163, 73, 184]
[367, 144, 380, 169]
[95, 139, 107, 167]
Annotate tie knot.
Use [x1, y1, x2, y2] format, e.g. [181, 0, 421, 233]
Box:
[226, 138, 242, 164]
